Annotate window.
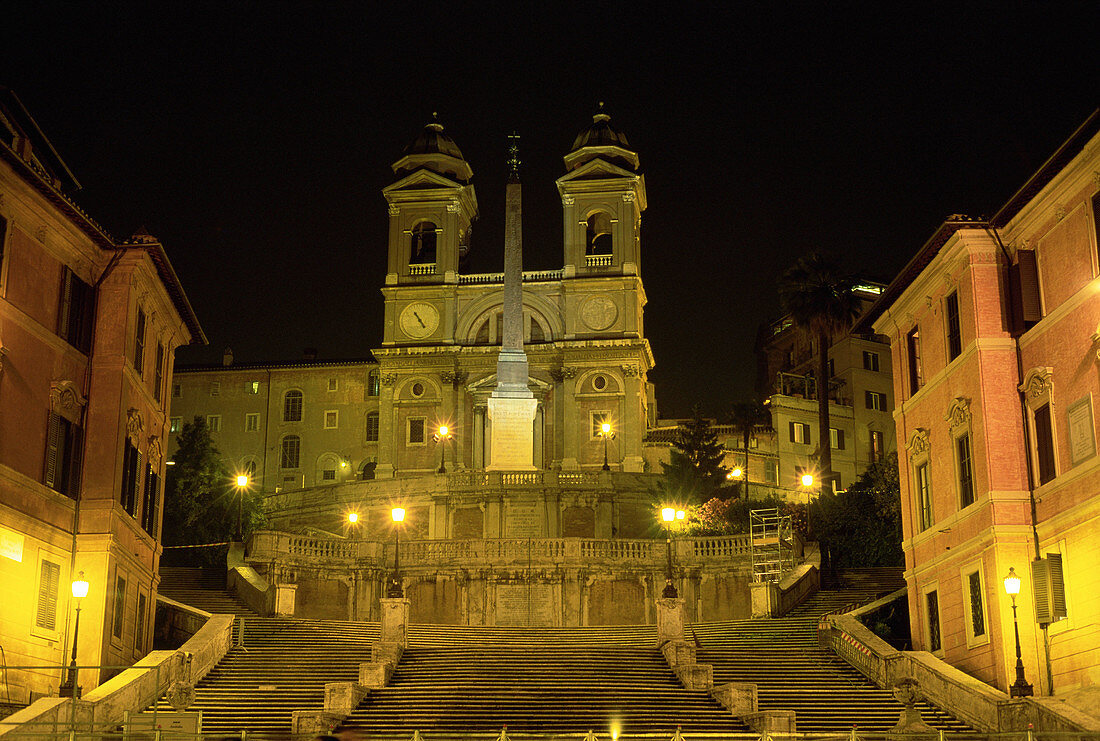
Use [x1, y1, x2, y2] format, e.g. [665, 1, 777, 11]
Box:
[35, 559, 61, 631]
[410, 221, 437, 264]
[906, 327, 923, 396]
[243, 460, 257, 478]
[322, 468, 336, 481]
[593, 374, 607, 391]
[280, 436, 300, 469]
[829, 428, 845, 450]
[172, 383, 182, 398]
[113, 575, 126, 639]
[789, 421, 810, 445]
[328, 378, 337, 391]
[865, 390, 887, 411]
[284, 390, 303, 422]
[133, 308, 146, 374]
[925, 589, 942, 652]
[121, 440, 141, 517]
[368, 371, 380, 397]
[870, 430, 884, 462]
[245, 413, 260, 432]
[141, 463, 160, 538]
[915, 462, 933, 531]
[862, 351, 880, 372]
[247, 381, 260, 394]
[170, 417, 182, 434]
[966, 569, 986, 640]
[44, 413, 82, 498]
[136, 592, 148, 654]
[58, 267, 95, 354]
[764, 460, 778, 484]
[411, 382, 425, 398]
[153, 343, 165, 403]
[210, 381, 220, 397]
[324, 410, 338, 429]
[1034, 403, 1056, 485]
[408, 418, 425, 445]
[946, 292, 962, 361]
[591, 412, 611, 439]
[957, 432, 975, 507]
[207, 414, 221, 432]
[366, 412, 380, 442]
[1009, 249, 1042, 333]
[585, 212, 613, 255]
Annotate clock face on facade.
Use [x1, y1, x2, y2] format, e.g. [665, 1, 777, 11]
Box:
[399, 302, 439, 339]
[580, 295, 618, 331]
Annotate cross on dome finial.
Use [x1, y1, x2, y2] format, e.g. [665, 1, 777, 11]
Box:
[593, 101, 610, 123]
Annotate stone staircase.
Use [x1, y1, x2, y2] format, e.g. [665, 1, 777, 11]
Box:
[158, 567, 260, 616]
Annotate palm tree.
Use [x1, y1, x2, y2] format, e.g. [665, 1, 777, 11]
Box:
[777, 253, 860, 496]
[728, 400, 771, 500]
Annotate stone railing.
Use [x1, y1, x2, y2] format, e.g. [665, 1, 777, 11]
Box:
[407, 263, 435, 275]
[586, 254, 613, 267]
[248, 531, 752, 570]
[457, 269, 564, 285]
[820, 593, 1100, 733]
[446, 470, 603, 489]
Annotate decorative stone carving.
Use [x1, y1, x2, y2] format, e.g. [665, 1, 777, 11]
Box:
[621, 192, 635, 203]
[890, 678, 935, 733]
[620, 364, 641, 377]
[561, 194, 574, 206]
[388, 204, 400, 216]
[1055, 204, 1067, 221]
[147, 436, 163, 466]
[166, 680, 196, 711]
[944, 397, 971, 428]
[49, 380, 86, 422]
[906, 428, 930, 457]
[440, 370, 468, 386]
[1019, 367, 1053, 399]
[127, 408, 145, 438]
[580, 295, 618, 331]
[1093, 171, 1100, 189]
[380, 373, 397, 387]
[35, 225, 47, 242]
[447, 201, 461, 213]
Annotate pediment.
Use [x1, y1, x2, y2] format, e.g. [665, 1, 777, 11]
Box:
[556, 157, 638, 185]
[467, 373, 552, 393]
[384, 168, 467, 196]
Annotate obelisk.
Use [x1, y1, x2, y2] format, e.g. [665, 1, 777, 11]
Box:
[486, 133, 538, 471]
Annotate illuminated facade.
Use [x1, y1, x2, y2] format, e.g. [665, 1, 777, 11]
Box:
[864, 112, 1100, 702]
[0, 89, 202, 703]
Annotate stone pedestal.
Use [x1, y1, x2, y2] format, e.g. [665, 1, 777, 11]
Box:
[744, 710, 796, 734]
[274, 583, 297, 616]
[324, 682, 368, 714]
[380, 597, 410, 647]
[486, 394, 538, 471]
[750, 580, 778, 618]
[358, 661, 394, 688]
[291, 710, 343, 735]
[711, 682, 758, 716]
[655, 597, 685, 646]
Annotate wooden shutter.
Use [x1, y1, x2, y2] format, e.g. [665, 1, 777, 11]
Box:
[1033, 554, 1068, 624]
[35, 560, 60, 630]
[44, 413, 62, 489]
[57, 268, 73, 342]
[788, 421, 796, 442]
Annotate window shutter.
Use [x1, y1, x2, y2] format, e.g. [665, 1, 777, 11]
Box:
[44, 413, 62, 489]
[836, 429, 845, 450]
[57, 268, 73, 342]
[36, 560, 60, 630]
[1033, 555, 1068, 624]
[1017, 250, 1042, 323]
[788, 421, 795, 442]
[66, 423, 84, 499]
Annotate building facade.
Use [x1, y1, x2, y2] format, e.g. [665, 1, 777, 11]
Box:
[864, 112, 1100, 702]
[0, 89, 202, 703]
[172, 111, 656, 490]
[756, 285, 896, 493]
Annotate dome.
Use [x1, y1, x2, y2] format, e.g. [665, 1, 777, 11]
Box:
[570, 105, 631, 153]
[403, 118, 464, 161]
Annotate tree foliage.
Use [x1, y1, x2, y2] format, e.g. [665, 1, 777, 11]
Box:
[810, 454, 903, 569]
[163, 416, 263, 566]
[777, 252, 861, 495]
[657, 408, 730, 505]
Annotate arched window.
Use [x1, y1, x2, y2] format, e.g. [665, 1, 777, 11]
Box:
[283, 390, 303, 421]
[243, 460, 257, 478]
[410, 221, 437, 265]
[474, 319, 490, 345]
[365, 411, 380, 442]
[359, 459, 377, 480]
[367, 371, 380, 397]
[280, 435, 300, 469]
[530, 319, 545, 343]
[586, 213, 612, 255]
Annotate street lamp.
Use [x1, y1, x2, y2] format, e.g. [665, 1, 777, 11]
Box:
[435, 425, 451, 474]
[661, 507, 685, 598]
[386, 507, 406, 598]
[1003, 567, 1034, 698]
[598, 422, 616, 471]
[234, 474, 250, 541]
[59, 572, 89, 698]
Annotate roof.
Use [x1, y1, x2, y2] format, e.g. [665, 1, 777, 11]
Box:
[175, 356, 379, 373]
[0, 88, 206, 346]
[571, 107, 631, 153]
[855, 109, 1100, 333]
[402, 119, 464, 160]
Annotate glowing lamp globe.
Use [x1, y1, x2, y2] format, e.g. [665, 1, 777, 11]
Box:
[661, 507, 676, 523]
[391, 507, 406, 523]
[601, 422, 612, 435]
[1004, 567, 1021, 596]
[347, 512, 359, 524]
[236, 475, 249, 488]
[439, 425, 449, 437]
[801, 473, 815, 487]
[71, 574, 89, 599]
[676, 510, 686, 521]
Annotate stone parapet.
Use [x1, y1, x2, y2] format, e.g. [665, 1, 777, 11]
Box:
[290, 710, 344, 736]
[358, 661, 394, 689]
[743, 709, 796, 734]
[711, 682, 758, 716]
[661, 639, 696, 668]
[323, 682, 369, 714]
[675, 663, 713, 690]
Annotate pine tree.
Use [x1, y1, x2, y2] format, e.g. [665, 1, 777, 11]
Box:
[658, 407, 730, 504]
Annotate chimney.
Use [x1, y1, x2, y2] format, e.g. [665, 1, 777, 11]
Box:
[222, 346, 234, 366]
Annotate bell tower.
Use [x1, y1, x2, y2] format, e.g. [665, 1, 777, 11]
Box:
[556, 104, 647, 278]
[382, 117, 478, 286]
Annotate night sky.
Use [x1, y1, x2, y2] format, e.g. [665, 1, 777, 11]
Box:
[4, 3, 1097, 418]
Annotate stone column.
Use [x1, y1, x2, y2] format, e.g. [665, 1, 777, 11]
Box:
[621, 368, 645, 472]
[655, 596, 685, 646]
[560, 371, 579, 470]
[379, 597, 410, 648]
[376, 375, 396, 478]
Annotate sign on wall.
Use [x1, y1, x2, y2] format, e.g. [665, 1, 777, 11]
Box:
[1067, 396, 1095, 466]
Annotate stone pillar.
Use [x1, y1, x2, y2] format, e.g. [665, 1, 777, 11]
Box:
[376, 377, 396, 478]
[621, 371, 645, 472]
[379, 597, 410, 648]
[274, 583, 298, 617]
[655, 596, 685, 646]
[560, 372, 579, 469]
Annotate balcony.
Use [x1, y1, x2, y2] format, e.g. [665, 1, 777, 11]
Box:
[408, 263, 436, 276]
[585, 254, 613, 268]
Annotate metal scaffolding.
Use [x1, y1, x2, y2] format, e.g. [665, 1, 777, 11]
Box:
[750, 507, 794, 583]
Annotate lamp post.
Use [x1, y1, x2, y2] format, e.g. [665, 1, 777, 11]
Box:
[234, 474, 249, 541]
[661, 507, 685, 598]
[59, 572, 89, 698]
[598, 422, 615, 471]
[435, 425, 451, 474]
[386, 507, 406, 598]
[1003, 567, 1034, 698]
